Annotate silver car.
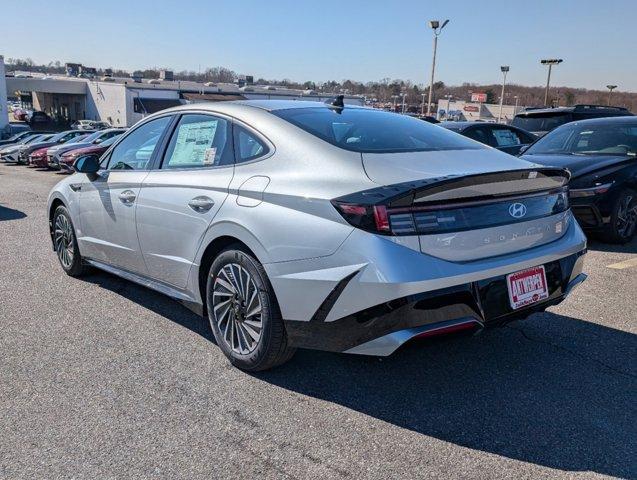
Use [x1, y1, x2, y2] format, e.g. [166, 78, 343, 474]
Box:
[47, 99, 587, 371]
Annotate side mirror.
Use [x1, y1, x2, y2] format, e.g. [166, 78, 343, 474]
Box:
[518, 145, 530, 155]
[74, 154, 101, 173]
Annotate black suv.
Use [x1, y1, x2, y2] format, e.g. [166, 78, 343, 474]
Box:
[512, 104, 633, 137]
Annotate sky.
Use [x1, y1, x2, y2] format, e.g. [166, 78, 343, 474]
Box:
[2, 0, 636, 92]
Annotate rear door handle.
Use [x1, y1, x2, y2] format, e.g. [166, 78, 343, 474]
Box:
[188, 196, 215, 213]
[118, 190, 137, 204]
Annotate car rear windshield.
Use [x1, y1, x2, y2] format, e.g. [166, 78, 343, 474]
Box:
[272, 107, 483, 153]
[525, 122, 637, 156]
[512, 113, 573, 132]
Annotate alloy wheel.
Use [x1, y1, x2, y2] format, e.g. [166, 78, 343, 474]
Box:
[54, 214, 75, 269]
[616, 194, 637, 239]
[212, 263, 263, 355]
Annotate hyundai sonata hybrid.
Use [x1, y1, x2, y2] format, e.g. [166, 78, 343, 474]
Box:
[47, 99, 587, 371]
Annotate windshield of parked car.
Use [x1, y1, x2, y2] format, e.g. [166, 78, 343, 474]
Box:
[512, 112, 573, 132]
[273, 107, 483, 153]
[99, 135, 119, 147]
[525, 122, 637, 156]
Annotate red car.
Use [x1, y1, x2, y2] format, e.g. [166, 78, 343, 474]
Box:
[27, 147, 50, 167]
[58, 135, 118, 172]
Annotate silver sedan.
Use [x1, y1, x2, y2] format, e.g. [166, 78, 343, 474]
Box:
[48, 99, 587, 370]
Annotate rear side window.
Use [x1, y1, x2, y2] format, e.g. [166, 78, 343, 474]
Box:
[234, 125, 269, 163]
[464, 126, 494, 146]
[162, 114, 234, 169]
[273, 107, 482, 153]
[107, 116, 171, 170]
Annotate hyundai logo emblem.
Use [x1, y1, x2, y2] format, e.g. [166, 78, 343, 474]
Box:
[509, 203, 527, 219]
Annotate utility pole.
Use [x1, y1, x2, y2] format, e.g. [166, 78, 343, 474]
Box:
[607, 85, 617, 106]
[426, 19, 449, 116]
[498, 65, 509, 123]
[541, 59, 563, 107]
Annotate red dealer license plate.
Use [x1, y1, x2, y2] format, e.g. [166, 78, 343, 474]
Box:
[506, 265, 549, 310]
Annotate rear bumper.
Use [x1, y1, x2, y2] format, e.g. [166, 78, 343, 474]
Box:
[283, 250, 586, 355]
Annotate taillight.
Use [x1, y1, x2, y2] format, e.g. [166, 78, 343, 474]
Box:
[332, 202, 391, 234]
[333, 187, 569, 237]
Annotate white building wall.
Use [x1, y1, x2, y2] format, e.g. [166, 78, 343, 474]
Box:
[85, 81, 128, 127]
[0, 56, 8, 133]
[125, 88, 180, 126]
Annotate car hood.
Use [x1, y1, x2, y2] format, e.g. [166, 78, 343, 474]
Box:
[48, 142, 91, 154]
[23, 141, 57, 153]
[362, 148, 540, 185]
[520, 153, 634, 179]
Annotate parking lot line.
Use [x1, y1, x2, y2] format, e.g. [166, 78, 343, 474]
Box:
[606, 258, 637, 270]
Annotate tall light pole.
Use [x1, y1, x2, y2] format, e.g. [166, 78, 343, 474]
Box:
[541, 58, 563, 106]
[401, 93, 407, 113]
[607, 85, 617, 106]
[497, 65, 509, 123]
[421, 93, 426, 115]
[426, 19, 449, 116]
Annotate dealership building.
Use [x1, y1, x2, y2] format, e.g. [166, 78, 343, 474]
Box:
[1, 58, 363, 129]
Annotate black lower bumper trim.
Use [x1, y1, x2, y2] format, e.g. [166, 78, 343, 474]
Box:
[284, 250, 586, 353]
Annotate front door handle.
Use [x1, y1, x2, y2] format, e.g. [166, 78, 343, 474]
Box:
[118, 190, 137, 204]
[188, 196, 215, 213]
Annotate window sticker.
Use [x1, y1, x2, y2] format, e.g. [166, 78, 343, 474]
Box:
[169, 120, 218, 165]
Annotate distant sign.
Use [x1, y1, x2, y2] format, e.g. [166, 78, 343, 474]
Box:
[471, 93, 487, 103]
[464, 105, 480, 112]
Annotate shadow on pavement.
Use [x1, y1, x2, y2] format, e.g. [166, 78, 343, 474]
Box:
[0, 204, 27, 221]
[257, 313, 637, 478]
[587, 236, 637, 253]
[78, 269, 636, 478]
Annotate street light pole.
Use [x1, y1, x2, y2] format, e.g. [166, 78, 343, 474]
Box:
[497, 65, 509, 123]
[426, 19, 449, 116]
[401, 93, 407, 114]
[606, 85, 617, 106]
[421, 93, 426, 115]
[541, 58, 563, 107]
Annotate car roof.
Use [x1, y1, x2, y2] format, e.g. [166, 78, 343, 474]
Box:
[553, 115, 637, 127]
[516, 105, 632, 117]
[156, 99, 368, 117]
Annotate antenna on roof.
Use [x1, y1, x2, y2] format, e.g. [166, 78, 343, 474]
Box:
[325, 94, 345, 109]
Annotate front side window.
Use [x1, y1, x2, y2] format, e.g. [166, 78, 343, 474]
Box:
[464, 127, 493, 146]
[107, 116, 171, 170]
[162, 114, 233, 169]
[234, 125, 269, 163]
[273, 107, 483, 153]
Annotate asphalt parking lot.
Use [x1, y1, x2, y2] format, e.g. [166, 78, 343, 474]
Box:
[0, 163, 635, 479]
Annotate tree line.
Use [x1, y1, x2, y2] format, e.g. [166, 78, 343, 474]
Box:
[5, 57, 636, 111]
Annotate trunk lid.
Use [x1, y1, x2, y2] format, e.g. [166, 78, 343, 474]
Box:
[362, 149, 540, 185]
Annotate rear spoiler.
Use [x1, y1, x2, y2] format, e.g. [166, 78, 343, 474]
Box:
[334, 168, 570, 208]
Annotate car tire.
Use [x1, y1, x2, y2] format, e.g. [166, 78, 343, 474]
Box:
[206, 246, 295, 371]
[599, 188, 637, 244]
[52, 205, 87, 277]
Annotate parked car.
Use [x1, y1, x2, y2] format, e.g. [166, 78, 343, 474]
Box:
[1, 123, 31, 141]
[47, 128, 126, 169]
[48, 100, 587, 371]
[58, 134, 121, 172]
[520, 116, 637, 243]
[441, 121, 537, 155]
[0, 134, 55, 163]
[27, 111, 52, 127]
[16, 130, 88, 165]
[26, 147, 51, 168]
[512, 104, 633, 137]
[0, 129, 33, 146]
